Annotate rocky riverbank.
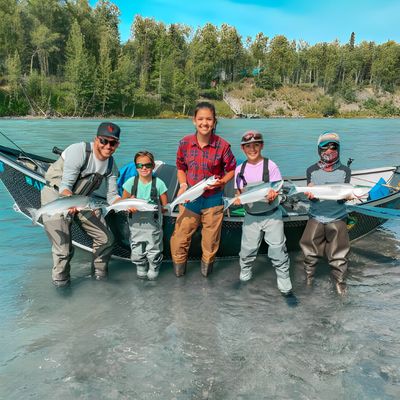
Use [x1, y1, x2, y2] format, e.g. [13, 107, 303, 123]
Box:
[220, 79, 400, 118]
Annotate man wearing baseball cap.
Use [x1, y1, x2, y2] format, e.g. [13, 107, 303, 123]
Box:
[41, 122, 122, 287]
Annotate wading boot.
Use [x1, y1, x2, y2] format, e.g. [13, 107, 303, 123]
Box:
[147, 268, 159, 281]
[173, 262, 186, 277]
[335, 281, 347, 296]
[305, 273, 314, 286]
[52, 279, 71, 288]
[200, 260, 213, 277]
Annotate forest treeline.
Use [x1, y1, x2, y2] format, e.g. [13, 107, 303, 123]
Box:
[1, 0, 400, 117]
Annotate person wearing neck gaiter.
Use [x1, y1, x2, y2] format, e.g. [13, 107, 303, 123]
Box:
[299, 132, 351, 296]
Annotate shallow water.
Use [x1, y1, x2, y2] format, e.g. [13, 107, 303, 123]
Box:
[1, 119, 400, 399]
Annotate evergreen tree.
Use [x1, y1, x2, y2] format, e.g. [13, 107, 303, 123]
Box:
[64, 20, 94, 115]
[5, 50, 21, 100]
[30, 24, 60, 76]
[114, 51, 136, 115]
[349, 32, 355, 50]
[219, 24, 244, 82]
[96, 26, 114, 115]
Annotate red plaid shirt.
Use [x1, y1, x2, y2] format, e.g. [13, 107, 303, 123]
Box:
[176, 133, 237, 197]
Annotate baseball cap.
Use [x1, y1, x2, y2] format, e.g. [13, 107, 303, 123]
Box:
[318, 132, 340, 147]
[241, 130, 264, 145]
[97, 122, 121, 140]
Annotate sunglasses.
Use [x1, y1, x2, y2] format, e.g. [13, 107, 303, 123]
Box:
[241, 132, 263, 143]
[98, 137, 119, 147]
[136, 163, 154, 169]
[320, 143, 338, 151]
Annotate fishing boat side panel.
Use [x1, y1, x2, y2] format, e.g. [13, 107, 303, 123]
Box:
[1, 147, 400, 261]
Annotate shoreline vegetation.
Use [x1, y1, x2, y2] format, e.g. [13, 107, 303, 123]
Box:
[1, 2, 400, 120]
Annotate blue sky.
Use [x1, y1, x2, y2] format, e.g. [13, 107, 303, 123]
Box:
[91, 0, 400, 44]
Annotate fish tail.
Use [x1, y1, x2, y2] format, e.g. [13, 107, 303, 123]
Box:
[100, 206, 109, 216]
[163, 203, 172, 214]
[223, 197, 233, 211]
[286, 182, 298, 197]
[27, 207, 40, 225]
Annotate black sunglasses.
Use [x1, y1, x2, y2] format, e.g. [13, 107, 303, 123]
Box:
[98, 137, 119, 147]
[320, 143, 338, 151]
[136, 163, 154, 169]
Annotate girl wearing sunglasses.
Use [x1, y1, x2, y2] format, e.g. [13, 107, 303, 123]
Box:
[121, 151, 168, 280]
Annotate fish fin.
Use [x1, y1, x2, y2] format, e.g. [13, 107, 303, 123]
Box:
[286, 182, 298, 197]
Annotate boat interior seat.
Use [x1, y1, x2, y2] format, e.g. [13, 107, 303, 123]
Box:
[155, 163, 179, 201]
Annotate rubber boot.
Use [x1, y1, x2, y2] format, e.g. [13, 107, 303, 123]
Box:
[136, 265, 148, 279]
[200, 260, 213, 277]
[52, 278, 71, 288]
[239, 267, 253, 282]
[147, 267, 159, 281]
[335, 281, 347, 296]
[173, 262, 186, 277]
[305, 272, 314, 286]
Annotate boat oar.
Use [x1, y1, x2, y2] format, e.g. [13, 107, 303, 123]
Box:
[346, 204, 400, 220]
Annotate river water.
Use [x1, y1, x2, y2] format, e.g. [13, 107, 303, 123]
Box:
[0, 118, 400, 399]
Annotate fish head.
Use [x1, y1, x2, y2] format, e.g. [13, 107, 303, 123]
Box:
[90, 198, 108, 209]
[206, 175, 219, 186]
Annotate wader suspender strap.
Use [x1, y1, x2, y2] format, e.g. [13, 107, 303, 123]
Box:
[236, 161, 248, 194]
[105, 156, 114, 177]
[131, 175, 139, 197]
[59, 143, 114, 195]
[130, 176, 158, 220]
[80, 142, 91, 173]
[262, 157, 269, 183]
[236, 158, 269, 193]
[131, 176, 158, 202]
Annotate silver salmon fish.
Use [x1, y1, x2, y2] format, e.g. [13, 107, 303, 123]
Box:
[103, 198, 158, 215]
[165, 175, 219, 213]
[223, 180, 284, 210]
[27, 195, 102, 224]
[287, 183, 370, 200]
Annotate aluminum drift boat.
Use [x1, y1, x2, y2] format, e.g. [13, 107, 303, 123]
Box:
[1, 144, 400, 260]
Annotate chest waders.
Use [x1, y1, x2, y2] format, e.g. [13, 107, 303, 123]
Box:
[41, 143, 115, 285]
[128, 176, 163, 279]
[237, 158, 292, 294]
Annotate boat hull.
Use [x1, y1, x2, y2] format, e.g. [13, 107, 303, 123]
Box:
[1, 145, 400, 260]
